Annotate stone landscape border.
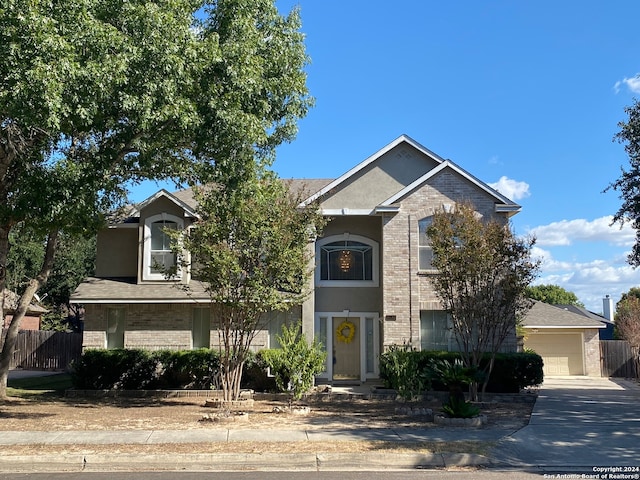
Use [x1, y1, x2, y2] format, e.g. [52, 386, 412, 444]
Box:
[66, 388, 538, 404]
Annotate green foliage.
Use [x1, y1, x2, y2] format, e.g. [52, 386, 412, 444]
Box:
[608, 98, 640, 266]
[0, 0, 313, 397]
[526, 284, 584, 307]
[431, 358, 478, 388]
[5, 226, 45, 294]
[154, 349, 221, 390]
[379, 345, 432, 400]
[71, 348, 222, 390]
[260, 321, 326, 401]
[178, 173, 325, 402]
[71, 349, 157, 390]
[426, 202, 540, 399]
[442, 397, 481, 419]
[380, 350, 543, 394]
[614, 293, 640, 348]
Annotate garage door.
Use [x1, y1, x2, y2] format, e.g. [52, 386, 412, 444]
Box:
[525, 333, 584, 376]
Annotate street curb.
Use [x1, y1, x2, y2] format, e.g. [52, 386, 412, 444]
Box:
[0, 452, 491, 473]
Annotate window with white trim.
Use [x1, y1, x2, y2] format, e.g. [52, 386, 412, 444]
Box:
[143, 213, 183, 280]
[418, 217, 434, 270]
[316, 234, 379, 287]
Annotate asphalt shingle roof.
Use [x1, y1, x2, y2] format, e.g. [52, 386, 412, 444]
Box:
[522, 301, 606, 329]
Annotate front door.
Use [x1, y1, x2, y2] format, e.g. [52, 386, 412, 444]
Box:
[315, 313, 379, 382]
[332, 317, 360, 380]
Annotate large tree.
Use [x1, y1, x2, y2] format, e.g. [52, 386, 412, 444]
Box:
[176, 172, 324, 402]
[427, 203, 540, 400]
[608, 98, 640, 266]
[0, 0, 312, 398]
[526, 284, 584, 307]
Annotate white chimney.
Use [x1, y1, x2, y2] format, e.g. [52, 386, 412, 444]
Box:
[603, 295, 614, 321]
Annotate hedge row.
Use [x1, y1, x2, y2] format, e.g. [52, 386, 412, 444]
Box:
[380, 349, 543, 394]
[70, 348, 276, 391]
[72, 348, 543, 394]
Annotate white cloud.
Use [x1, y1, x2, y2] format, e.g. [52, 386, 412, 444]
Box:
[529, 216, 635, 247]
[488, 176, 530, 201]
[530, 241, 640, 313]
[614, 74, 640, 94]
[525, 218, 640, 312]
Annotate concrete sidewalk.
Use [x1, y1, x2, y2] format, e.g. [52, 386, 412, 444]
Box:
[0, 427, 506, 472]
[0, 425, 514, 446]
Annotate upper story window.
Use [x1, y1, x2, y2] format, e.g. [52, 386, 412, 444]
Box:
[317, 234, 379, 287]
[143, 213, 183, 280]
[418, 217, 434, 270]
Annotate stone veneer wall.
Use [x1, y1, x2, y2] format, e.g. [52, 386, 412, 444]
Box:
[381, 169, 517, 352]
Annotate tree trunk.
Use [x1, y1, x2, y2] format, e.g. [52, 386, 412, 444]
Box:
[468, 381, 478, 402]
[0, 224, 10, 322]
[0, 230, 58, 399]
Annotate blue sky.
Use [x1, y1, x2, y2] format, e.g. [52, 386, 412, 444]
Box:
[132, 0, 640, 313]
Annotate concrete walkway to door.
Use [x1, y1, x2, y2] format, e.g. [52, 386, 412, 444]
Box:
[491, 376, 640, 472]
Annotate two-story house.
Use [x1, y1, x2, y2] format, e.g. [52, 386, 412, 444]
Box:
[71, 134, 521, 383]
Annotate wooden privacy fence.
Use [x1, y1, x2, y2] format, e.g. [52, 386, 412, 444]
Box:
[1, 329, 83, 370]
[600, 340, 639, 379]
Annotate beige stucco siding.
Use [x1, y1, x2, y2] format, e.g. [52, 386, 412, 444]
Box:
[95, 228, 139, 278]
[139, 196, 190, 222]
[314, 216, 383, 316]
[321, 146, 440, 210]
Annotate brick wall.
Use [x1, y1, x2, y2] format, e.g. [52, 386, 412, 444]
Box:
[83, 303, 279, 352]
[381, 169, 516, 352]
[584, 329, 602, 377]
[83, 303, 196, 350]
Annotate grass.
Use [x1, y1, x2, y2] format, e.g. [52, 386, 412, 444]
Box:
[6, 373, 73, 398]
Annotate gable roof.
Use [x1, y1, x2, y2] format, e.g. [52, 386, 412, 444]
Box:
[300, 134, 446, 207]
[131, 189, 199, 219]
[299, 134, 520, 215]
[522, 301, 606, 329]
[379, 158, 520, 215]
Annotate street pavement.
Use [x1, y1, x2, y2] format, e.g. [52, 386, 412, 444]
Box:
[3, 371, 640, 472]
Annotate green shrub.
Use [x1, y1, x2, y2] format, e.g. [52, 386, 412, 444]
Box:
[70, 349, 157, 390]
[379, 345, 431, 400]
[261, 321, 327, 401]
[242, 351, 277, 392]
[442, 397, 481, 418]
[71, 348, 222, 390]
[154, 349, 221, 389]
[380, 349, 543, 395]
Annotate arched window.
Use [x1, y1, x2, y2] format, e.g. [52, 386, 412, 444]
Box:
[317, 234, 379, 286]
[143, 213, 183, 280]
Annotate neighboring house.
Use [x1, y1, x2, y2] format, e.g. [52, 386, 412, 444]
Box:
[71, 134, 521, 383]
[522, 301, 605, 377]
[2, 290, 49, 331]
[555, 302, 615, 341]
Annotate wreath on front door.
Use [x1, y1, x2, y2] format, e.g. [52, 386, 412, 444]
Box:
[336, 320, 356, 344]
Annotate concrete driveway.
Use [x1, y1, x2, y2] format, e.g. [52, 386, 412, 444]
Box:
[491, 376, 640, 471]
